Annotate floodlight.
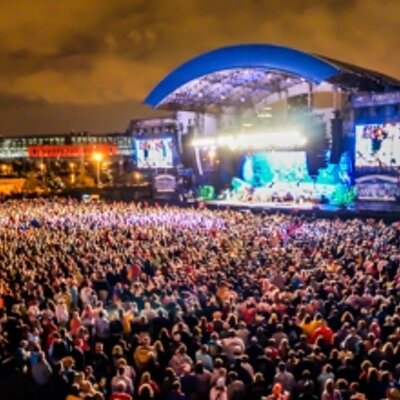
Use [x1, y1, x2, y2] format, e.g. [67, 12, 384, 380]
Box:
[92, 152, 103, 162]
[191, 130, 307, 151]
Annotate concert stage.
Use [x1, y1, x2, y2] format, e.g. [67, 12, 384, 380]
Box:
[204, 199, 400, 221]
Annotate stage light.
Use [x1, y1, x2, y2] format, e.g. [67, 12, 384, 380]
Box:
[298, 137, 308, 146]
[208, 149, 216, 160]
[217, 135, 234, 146]
[257, 112, 273, 119]
[191, 137, 217, 147]
[192, 131, 306, 151]
[134, 172, 142, 181]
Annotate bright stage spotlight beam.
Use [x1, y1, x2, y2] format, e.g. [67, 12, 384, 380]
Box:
[191, 137, 217, 148]
[192, 131, 307, 151]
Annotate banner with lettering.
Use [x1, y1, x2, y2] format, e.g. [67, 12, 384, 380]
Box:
[28, 144, 118, 158]
[153, 174, 177, 193]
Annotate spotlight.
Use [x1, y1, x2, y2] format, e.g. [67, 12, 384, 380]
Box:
[191, 137, 216, 147]
[192, 131, 307, 151]
[208, 149, 216, 160]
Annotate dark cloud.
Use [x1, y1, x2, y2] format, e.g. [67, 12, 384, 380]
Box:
[0, 96, 170, 136]
[0, 0, 398, 135]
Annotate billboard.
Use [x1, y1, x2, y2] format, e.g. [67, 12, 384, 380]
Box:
[135, 137, 174, 169]
[28, 144, 118, 158]
[355, 123, 400, 201]
[355, 123, 400, 169]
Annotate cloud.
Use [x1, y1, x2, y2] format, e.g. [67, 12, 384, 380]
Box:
[0, 0, 399, 134]
[0, 0, 399, 106]
[8, 56, 164, 104]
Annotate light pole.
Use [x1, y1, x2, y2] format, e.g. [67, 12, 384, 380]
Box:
[92, 152, 103, 187]
[69, 162, 76, 185]
[39, 162, 46, 185]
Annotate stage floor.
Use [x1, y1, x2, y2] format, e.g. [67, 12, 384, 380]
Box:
[204, 199, 400, 220]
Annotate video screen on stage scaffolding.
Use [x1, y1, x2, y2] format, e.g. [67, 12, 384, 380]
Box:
[134, 137, 174, 169]
[355, 123, 400, 169]
[242, 151, 310, 187]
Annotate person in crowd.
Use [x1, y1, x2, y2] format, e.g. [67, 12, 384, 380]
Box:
[166, 380, 187, 400]
[195, 344, 214, 371]
[0, 199, 398, 400]
[110, 382, 132, 400]
[273, 361, 296, 395]
[111, 366, 134, 396]
[210, 378, 228, 400]
[31, 350, 52, 386]
[267, 383, 290, 400]
[322, 379, 342, 400]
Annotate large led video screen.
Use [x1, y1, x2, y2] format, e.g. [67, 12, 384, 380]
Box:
[355, 123, 400, 168]
[242, 151, 309, 187]
[135, 137, 174, 169]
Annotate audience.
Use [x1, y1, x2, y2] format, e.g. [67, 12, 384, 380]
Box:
[0, 198, 399, 400]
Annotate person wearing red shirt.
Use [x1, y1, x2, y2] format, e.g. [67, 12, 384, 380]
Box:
[310, 320, 334, 346]
[110, 393, 132, 400]
[110, 382, 132, 400]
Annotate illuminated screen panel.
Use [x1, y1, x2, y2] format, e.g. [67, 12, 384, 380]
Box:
[242, 151, 309, 187]
[135, 137, 174, 169]
[355, 123, 400, 168]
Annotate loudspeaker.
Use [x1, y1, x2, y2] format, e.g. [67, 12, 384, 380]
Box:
[306, 150, 326, 177]
[306, 119, 329, 151]
[219, 148, 239, 186]
[305, 119, 328, 177]
[330, 112, 343, 164]
[181, 130, 196, 169]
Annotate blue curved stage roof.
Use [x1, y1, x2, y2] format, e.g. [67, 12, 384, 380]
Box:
[145, 44, 400, 110]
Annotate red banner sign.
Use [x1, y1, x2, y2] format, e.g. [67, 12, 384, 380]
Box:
[28, 144, 118, 158]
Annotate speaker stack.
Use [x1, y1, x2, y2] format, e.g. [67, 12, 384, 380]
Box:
[330, 110, 344, 164]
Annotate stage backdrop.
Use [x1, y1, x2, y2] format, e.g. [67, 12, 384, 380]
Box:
[233, 150, 353, 205]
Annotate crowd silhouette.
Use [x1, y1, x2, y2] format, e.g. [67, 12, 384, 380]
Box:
[0, 199, 399, 400]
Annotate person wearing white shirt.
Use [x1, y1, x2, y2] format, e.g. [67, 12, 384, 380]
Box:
[55, 300, 69, 325]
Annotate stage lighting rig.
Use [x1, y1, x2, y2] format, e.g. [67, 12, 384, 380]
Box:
[191, 131, 307, 151]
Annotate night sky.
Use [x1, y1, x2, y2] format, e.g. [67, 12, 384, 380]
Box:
[0, 0, 399, 136]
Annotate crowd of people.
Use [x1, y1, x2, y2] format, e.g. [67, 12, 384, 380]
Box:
[0, 198, 399, 400]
